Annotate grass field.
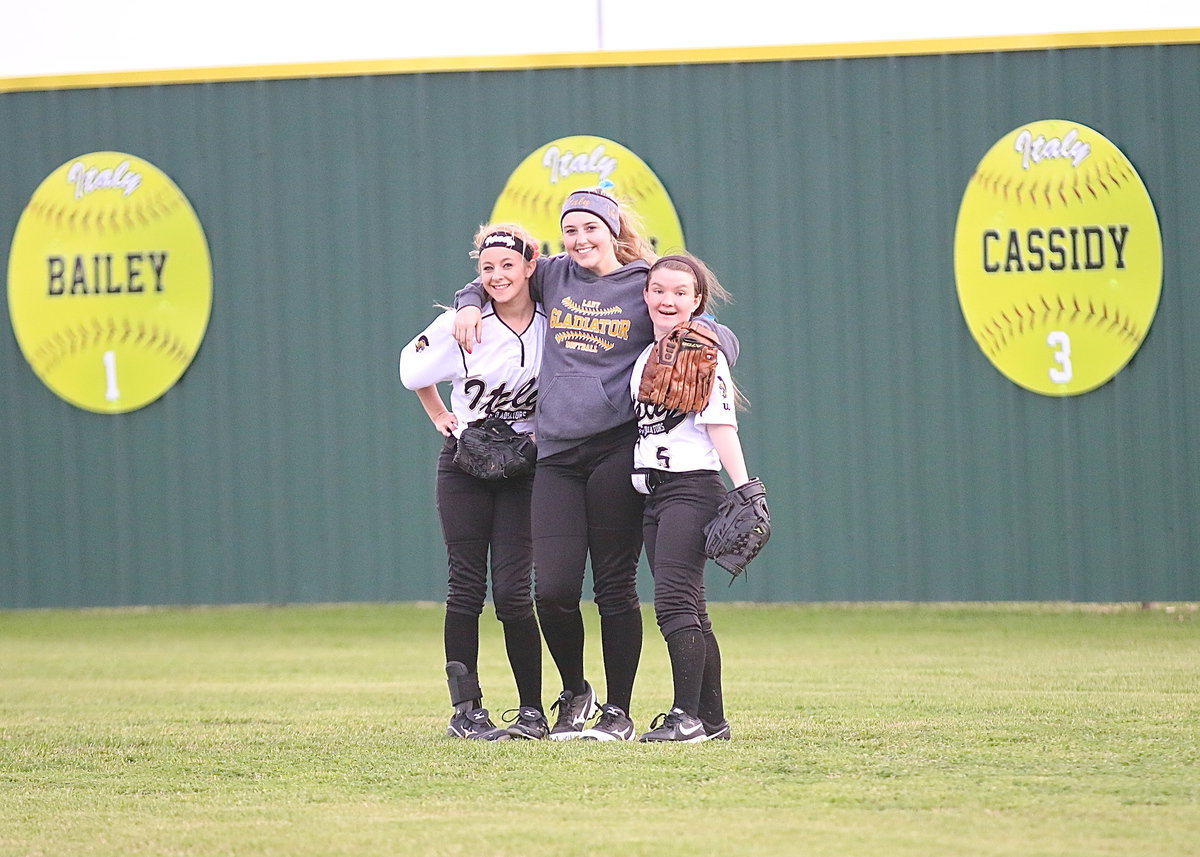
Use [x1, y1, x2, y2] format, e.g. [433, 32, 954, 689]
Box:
[1, 602, 1197, 857]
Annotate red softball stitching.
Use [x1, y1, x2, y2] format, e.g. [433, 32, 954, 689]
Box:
[33, 317, 191, 375]
[976, 294, 1142, 357]
[971, 158, 1133, 211]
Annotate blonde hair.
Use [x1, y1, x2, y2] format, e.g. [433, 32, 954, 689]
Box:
[435, 222, 539, 311]
[471, 222, 541, 261]
[573, 186, 657, 266]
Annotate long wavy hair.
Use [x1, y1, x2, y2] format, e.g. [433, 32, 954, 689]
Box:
[571, 186, 657, 266]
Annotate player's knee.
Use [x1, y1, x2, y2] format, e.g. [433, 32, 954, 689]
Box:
[491, 581, 533, 623]
[656, 610, 703, 639]
[495, 603, 535, 624]
[534, 592, 582, 621]
[594, 585, 641, 617]
[444, 599, 485, 619]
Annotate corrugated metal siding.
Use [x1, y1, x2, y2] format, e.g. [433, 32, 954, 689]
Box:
[2, 43, 1198, 607]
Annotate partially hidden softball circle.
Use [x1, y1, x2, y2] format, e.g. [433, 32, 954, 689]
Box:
[953, 120, 1162, 396]
[490, 135, 685, 258]
[7, 152, 212, 413]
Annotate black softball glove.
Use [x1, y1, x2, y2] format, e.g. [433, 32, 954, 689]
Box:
[453, 416, 536, 481]
[703, 478, 771, 580]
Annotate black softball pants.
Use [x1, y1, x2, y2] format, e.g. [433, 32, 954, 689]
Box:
[436, 438, 536, 623]
[642, 469, 726, 721]
[531, 421, 644, 712]
[641, 470, 723, 638]
[435, 438, 542, 710]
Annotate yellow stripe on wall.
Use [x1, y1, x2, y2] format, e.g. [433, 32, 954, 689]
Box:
[2, 27, 1199, 93]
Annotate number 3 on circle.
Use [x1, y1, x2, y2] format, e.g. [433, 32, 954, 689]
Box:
[1047, 331, 1072, 384]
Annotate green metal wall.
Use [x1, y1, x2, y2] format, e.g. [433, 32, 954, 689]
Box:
[2, 42, 1198, 607]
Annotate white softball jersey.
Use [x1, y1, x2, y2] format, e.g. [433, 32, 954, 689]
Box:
[630, 344, 737, 473]
[399, 303, 546, 438]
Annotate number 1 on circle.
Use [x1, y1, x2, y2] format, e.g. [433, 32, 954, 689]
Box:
[103, 350, 120, 402]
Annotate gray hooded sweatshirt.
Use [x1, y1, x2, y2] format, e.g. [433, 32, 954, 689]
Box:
[456, 253, 738, 458]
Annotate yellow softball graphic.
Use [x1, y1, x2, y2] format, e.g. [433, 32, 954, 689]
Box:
[490, 135, 685, 257]
[954, 121, 1162, 396]
[7, 152, 212, 413]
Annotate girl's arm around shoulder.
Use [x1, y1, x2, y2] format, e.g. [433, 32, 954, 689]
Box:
[452, 258, 553, 350]
[694, 314, 739, 366]
[453, 257, 550, 310]
[453, 278, 486, 310]
[451, 280, 486, 352]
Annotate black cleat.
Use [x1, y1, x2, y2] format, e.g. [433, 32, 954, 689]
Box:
[447, 705, 501, 739]
[579, 703, 636, 741]
[504, 706, 550, 740]
[547, 683, 599, 740]
[639, 707, 707, 743]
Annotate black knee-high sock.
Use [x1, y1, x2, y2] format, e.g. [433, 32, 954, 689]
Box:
[536, 605, 586, 695]
[600, 609, 642, 713]
[444, 610, 479, 673]
[502, 614, 543, 711]
[665, 627, 705, 717]
[697, 629, 725, 726]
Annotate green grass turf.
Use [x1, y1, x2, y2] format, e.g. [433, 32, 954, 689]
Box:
[1, 602, 1197, 856]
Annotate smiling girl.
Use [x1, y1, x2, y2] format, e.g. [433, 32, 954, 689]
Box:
[400, 223, 548, 740]
[631, 253, 754, 743]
